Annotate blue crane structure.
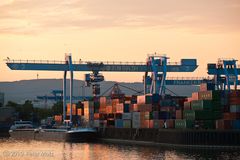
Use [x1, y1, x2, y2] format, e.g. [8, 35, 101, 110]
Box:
[207, 59, 240, 91]
[6, 53, 201, 123]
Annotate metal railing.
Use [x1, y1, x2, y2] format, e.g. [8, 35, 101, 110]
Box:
[5, 59, 181, 66]
[5, 59, 66, 64]
[166, 77, 212, 80]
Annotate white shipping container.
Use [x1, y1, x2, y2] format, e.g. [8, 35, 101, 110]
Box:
[122, 113, 132, 120]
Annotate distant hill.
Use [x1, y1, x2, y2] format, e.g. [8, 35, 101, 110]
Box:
[0, 79, 199, 104]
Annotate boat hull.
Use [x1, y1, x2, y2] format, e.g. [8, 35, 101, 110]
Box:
[9, 128, 97, 142]
[66, 130, 97, 142]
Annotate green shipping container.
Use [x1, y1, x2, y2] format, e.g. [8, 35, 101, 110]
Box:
[196, 120, 216, 129]
[183, 110, 222, 120]
[183, 110, 195, 120]
[191, 100, 212, 110]
[175, 119, 194, 129]
[191, 100, 221, 111]
[203, 120, 216, 129]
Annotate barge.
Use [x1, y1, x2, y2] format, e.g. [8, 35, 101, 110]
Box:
[9, 128, 97, 142]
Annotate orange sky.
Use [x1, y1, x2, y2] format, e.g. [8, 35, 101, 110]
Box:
[0, 0, 240, 82]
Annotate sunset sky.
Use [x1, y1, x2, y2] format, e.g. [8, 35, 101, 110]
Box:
[0, 0, 240, 82]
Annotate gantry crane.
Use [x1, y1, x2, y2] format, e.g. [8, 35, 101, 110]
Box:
[208, 58, 240, 91]
[6, 53, 201, 123]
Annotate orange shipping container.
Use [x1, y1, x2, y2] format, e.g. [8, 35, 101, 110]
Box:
[54, 115, 62, 122]
[99, 107, 106, 114]
[67, 104, 77, 115]
[106, 106, 113, 114]
[100, 97, 112, 108]
[191, 92, 199, 100]
[116, 103, 124, 113]
[77, 108, 82, 116]
[112, 99, 120, 106]
[94, 113, 100, 120]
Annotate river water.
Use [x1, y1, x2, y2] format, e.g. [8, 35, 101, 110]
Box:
[0, 139, 240, 160]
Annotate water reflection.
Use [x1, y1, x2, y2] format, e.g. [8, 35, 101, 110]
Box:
[0, 139, 240, 160]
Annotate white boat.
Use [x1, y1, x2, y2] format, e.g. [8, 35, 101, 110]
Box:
[9, 121, 34, 131]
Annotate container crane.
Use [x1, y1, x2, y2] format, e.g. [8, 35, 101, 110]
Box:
[207, 59, 240, 91]
[6, 53, 200, 123]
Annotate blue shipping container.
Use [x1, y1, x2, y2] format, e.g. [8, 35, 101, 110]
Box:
[152, 94, 160, 104]
[124, 104, 130, 113]
[232, 120, 240, 129]
[115, 119, 123, 128]
[159, 111, 171, 120]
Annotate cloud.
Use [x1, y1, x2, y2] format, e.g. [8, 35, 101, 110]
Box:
[0, 0, 240, 34]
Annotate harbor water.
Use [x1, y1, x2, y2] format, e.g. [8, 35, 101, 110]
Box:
[0, 139, 240, 160]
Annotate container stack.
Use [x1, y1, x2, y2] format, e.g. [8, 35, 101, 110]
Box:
[175, 83, 224, 129]
[83, 101, 94, 126]
[82, 94, 185, 129]
[80, 83, 240, 130]
[216, 90, 240, 129]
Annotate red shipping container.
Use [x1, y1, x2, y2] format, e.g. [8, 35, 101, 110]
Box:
[138, 104, 152, 112]
[176, 110, 182, 119]
[124, 96, 132, 101]
[187, 97, 192, 102]
[149, 120, 154, 128]
[99, 114, 107, 120]
[166, 119, 175, 128]
[140, 120, 149, 128]
[159, 120, 165, 128]
[94, 113, 100, 120]
[216, 120, 232, 129]
[132, 104, 138, 112]
[223, 113, 240, 120]
[229, 97, 240, 105]
[184, 102, 191, 110]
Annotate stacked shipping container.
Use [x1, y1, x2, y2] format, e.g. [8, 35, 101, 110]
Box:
[82, 94, 186, 129]
[58, 83, 240, 130]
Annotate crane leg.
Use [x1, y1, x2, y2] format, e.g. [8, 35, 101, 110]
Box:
[70, 70, 73, 124]
[63, 71, 67, 123]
